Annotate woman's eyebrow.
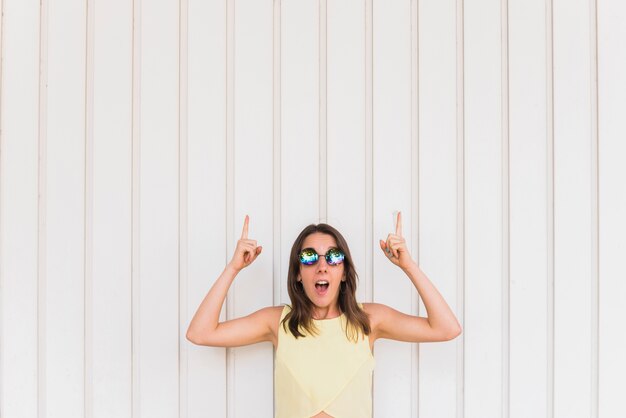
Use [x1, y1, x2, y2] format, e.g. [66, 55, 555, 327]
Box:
[305, 246, 333, 253]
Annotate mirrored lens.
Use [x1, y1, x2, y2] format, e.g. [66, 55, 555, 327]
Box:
[299, 248, 318, 265]
[326, 248, 345, 265]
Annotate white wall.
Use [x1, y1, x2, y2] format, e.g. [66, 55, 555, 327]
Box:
[1, 0, 625, 417]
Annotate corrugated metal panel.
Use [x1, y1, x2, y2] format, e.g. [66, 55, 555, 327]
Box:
[1, 1, 625, 417]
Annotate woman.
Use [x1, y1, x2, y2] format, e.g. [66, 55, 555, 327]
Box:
[186, 212, 462, 418]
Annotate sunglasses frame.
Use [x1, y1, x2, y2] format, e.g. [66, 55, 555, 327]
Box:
[298, 247, 345, 266]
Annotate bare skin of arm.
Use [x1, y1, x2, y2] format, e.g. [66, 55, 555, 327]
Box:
[186, 215, 281, 347]
[373, 211, 462, 342]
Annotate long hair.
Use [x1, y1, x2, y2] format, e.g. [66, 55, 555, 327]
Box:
[281, 223, 371, 342]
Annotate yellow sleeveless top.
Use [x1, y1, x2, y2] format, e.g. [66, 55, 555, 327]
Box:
[274, 303, 375, 418]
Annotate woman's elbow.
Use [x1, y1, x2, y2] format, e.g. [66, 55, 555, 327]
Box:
[446, 325, 462, 341]
[186, 331, 197, 344]
[186, 329, 205, 345]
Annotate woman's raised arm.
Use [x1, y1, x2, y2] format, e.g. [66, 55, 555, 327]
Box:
[186, 215, 273, 347]
[376, 211, 462, 342]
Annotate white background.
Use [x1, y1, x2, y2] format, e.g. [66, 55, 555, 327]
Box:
[1, 0, 625, 417]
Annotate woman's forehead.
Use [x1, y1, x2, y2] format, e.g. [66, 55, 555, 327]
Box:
[301, 232, 337, 250]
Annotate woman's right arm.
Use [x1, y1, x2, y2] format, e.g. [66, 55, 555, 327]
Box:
[186, 215, 274, 347]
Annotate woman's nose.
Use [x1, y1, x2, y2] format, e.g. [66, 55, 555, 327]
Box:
[316, 257, 328, 271]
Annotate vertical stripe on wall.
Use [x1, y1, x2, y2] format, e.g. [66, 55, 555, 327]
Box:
[365, 0, 374, 305]
[546, 0, 555, 416]
[232, 0, 274, 416]
[418, 0, 460, 417]
[131, 0, 142, 416]
[138, 0, 180, 416]
[225, 0, 235, 413]
[84, 0, 95, 414]
[372, 0, 413, 415]
[92, 0, 134, 417]
[46, 0, 87, 414]
[598, 1, 626, 417]
[501, 0, 510, 416]
[0, 0, 41, 416]
[410, 0, 419, 416]
[509, 0, 549, 417]
[178, 0, 189, 417]
[39, 0, 49, 414]
[553, 0, 592, 416]
[319, 0, 327, 221]
[187, 0, 228, 416]
[456, 0, 466, 413]
[464, 0, 503, 416]
[272, 0, 282, 312]
[589, 0, 599, 416]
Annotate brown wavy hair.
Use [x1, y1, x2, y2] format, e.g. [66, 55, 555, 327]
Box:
[280, 223, 371, 342]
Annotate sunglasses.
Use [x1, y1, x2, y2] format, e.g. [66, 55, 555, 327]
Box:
[298, 247, 345, 266]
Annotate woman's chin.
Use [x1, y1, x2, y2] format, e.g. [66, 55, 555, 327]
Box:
[306, 291, 339, 308]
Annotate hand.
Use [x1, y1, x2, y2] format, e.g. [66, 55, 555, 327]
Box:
[228, 215, 262, 272]
[379, 211, 415, 271]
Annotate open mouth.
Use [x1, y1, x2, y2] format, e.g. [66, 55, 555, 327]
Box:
[315, 280, 329, 295]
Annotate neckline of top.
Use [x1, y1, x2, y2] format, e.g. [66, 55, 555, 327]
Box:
[312, 312, 345, 322]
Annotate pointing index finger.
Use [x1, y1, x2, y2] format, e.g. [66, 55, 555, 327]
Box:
[396, 211, 402, 236]
[241, 215, 249, 239]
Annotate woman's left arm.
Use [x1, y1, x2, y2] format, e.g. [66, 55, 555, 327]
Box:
[376, 211, 462, 342]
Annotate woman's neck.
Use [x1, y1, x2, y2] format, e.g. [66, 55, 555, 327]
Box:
[311, 303, 341, 320]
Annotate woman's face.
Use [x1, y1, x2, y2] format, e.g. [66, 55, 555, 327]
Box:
[298, 232, 345, 312]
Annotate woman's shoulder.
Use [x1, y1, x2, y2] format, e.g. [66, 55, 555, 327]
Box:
[360, 302, 388, 332]
[247, 305, 288, 349]
[360, 302, 393, 317]
[360, 302, 381, 313]
[248, 305, 286, 333]
[267, 304, 288, 319]
[266, 304, 289, 326]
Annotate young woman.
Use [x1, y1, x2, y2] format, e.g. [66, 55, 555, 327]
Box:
[186, 212, 462, 418]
